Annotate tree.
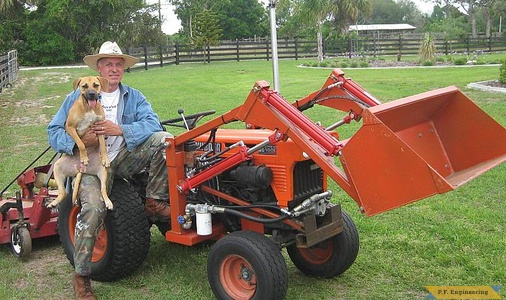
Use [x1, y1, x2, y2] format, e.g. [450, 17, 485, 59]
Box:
[191, 9, 222, 50]
[171, 0, 215, 39]
[426, 4, 468, 40]
[296, 0, 335, 62]
[214, 0, 268, 40]
[427, 0, 504, 38]
[331, 0, 371, 31]
[171, 0, 267, 41]
[292, 0, 371, 62]
[0, 0, 36, 12]
[0, 0, 26, 53]
[1, 0, 164, 65]
[368, 0, 406, 24]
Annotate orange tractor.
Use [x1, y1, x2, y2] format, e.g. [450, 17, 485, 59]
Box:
[2, 69, 505, 299]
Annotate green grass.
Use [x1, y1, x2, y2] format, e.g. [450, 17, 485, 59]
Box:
[0, 60, 505, 299]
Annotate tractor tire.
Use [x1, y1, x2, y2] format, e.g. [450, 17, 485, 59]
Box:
[58, 178, 151, 282]
[287, 209, 359, 278]
[207, 230, 288, 300]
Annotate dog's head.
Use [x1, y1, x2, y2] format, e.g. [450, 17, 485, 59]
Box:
[73, 76, 109, 108]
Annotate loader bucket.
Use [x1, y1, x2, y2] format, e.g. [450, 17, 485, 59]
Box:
[340, 86, 506, 216]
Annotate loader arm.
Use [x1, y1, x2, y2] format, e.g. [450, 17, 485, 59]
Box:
[293, 68, 380, 114]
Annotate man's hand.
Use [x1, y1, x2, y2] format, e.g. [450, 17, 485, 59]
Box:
[92, 120, 123, 136]
[81, 129, 99, 147]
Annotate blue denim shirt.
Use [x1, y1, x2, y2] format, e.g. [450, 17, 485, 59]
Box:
[48, 82, 163, 155]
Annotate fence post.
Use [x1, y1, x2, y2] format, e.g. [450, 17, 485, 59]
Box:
[126, 47, 132, 73]
[175, 43, 180, 65]
[444, 40, 448, 55]
[143, 45, 148, 70]
[266, 39, 270, 61]
[398, 34, 402, 56]
[207, 45, 210, 63]
[0, 52, 6, 93]
[236, 39, 240, 61]
[159, 45, 163, 67]
[322, 39, 326, 59]
[466, 37, 470, 53]
[374, 34, 377, 57]
[489, 36, 492, 52]
[294, 39, 298, 60]
[347, 37, 352, 59]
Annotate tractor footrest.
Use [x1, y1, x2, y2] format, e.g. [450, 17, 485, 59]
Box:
[295, 204, 344, 248]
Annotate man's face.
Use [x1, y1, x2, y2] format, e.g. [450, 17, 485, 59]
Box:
[96, 57, 125, 89]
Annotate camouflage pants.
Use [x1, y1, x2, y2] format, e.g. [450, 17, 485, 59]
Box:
[74, 131, 171, 276]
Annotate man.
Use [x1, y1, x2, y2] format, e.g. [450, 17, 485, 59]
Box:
[47, 41, 171, 300]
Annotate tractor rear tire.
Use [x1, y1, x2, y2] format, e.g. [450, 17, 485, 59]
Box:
[287, 209, 359, 278]
[207, 230, 288, 300]
[58, 178, 151, 281]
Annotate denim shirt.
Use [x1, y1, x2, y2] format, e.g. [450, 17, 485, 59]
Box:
[47, 83, 163, 155]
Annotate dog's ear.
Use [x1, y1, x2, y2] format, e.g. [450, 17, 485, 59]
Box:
[73, 78, 82, 90]
[97, 77, 109, 92]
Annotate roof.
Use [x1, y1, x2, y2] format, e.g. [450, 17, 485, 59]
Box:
[348, 24, 416, 31]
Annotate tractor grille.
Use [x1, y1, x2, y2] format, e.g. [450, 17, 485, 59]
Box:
[291, 160, 324, 209]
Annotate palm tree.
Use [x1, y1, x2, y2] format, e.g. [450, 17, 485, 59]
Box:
[332, 0, 371, 31]
[295, 0, 370, 63]
[297, 0, 333, 62]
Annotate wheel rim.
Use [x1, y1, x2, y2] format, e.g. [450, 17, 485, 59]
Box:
[219, 254, 257, 300]
[11, 229, 22, 255]
[299, 239, 333, 264]
[68, 206, 108, 262]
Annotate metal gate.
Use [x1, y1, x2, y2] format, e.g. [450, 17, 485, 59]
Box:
[0, 50, 18, 93]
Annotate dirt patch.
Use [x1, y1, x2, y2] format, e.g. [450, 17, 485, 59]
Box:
[1, 72, 69, 127]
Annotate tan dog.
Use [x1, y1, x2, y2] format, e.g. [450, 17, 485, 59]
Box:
[47, 76, 113, 210]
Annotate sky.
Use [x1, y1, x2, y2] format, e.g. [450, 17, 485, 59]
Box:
[150, 0, 435, 35]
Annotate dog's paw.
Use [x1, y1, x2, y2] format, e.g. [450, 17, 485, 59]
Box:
[46, 199, 59, 208]
[104, 200, 114, 210]
[102, 159, 110, 168]
[80, 156, 89, 166]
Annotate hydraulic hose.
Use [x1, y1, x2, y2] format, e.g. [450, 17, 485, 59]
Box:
[222, 207, 290, 224]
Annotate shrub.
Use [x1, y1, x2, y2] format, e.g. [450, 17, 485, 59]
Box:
[453, 57, 467, 65]
[419, 32, 435, 62]
[421, 60, 434, 66]
[499, 58, 506, 84]
[435, 56, 446, 63]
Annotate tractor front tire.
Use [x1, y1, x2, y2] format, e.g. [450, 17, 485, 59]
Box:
[287, 209, 359, 278]
[208, 230, 288, 300]
[58, 178, 151, 281]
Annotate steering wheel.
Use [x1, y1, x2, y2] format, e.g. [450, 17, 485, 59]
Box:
[161, 109, 216, 130]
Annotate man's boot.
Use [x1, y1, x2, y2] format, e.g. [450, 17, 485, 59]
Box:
[145, 198, 171, 221]
[72, 272, 97, 300]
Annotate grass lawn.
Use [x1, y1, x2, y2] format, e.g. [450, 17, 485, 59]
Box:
[0, 59, 505, 299]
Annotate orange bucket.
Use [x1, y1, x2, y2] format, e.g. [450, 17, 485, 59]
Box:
[340, 86, 506, 216]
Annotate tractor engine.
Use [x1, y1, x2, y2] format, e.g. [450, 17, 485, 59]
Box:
[192, 129, 327, 211]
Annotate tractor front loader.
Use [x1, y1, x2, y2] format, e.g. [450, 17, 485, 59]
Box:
[50, 68, 505, 299]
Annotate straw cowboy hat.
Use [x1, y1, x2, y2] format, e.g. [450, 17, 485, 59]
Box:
[83, 41, 139, 71]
